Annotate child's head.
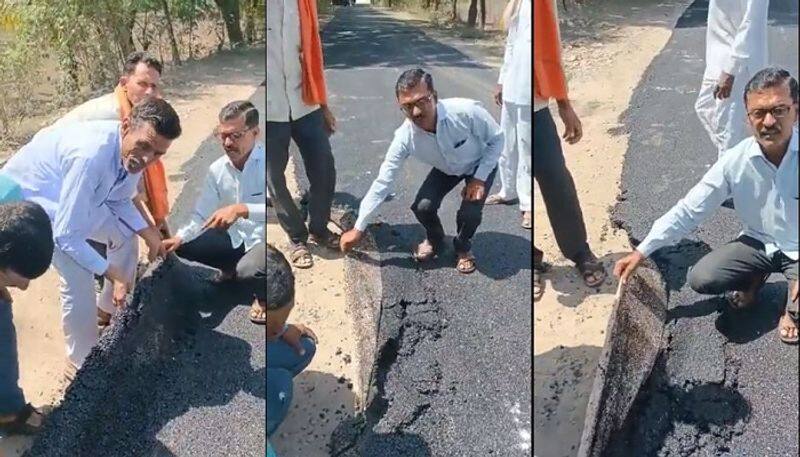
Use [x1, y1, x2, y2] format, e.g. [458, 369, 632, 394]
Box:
[266, 243, 295, 338]
[0, 201, 54, 291]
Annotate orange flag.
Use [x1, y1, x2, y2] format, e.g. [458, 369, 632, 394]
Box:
[533, 0, 568, 100]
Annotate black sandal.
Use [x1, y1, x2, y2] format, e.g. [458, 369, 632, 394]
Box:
[576, 255, 607, 289]
[309, 231, 340, 250]
[0, 403, 48, 436]
[534, 261, 550, 302]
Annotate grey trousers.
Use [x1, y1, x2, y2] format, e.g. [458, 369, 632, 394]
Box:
[533, 108, 592, 263]
[0, 299, 25, 415]
[688, 235, 799, 315]
[266, 109, 336, 245]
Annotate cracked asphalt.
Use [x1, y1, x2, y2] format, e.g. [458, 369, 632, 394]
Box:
[302, 6, 531, 457]
[608, 1, 798, 455]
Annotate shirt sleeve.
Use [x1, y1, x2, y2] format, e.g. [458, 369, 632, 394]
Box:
[53, 155, 110, 276]
[246, 201, 267, 222]
[354, 131, 411, 231]
[498, 17, 515, 85]
[636, 159, 732, 257]
[176, 169, 220, 243]
[721, 0, 769, 76]
[472, 103, 505, 181]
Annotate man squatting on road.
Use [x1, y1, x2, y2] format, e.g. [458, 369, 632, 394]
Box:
[616, 68, 799, 345]
[339, 69, 504, 274]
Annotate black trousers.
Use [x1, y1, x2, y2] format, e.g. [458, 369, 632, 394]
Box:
[688, 235, 798, 315]
[176, 230, 265, 301]
[410, 167, 496, 254]
[533, 108, 592, 263]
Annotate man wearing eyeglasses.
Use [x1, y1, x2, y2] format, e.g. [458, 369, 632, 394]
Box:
[615, 67, 799, 345]
[162, 101, 267, 325]
[339, 68, 503, 274]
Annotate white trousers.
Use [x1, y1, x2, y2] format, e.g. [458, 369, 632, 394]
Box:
[52, 211, 139, 369]
[695, 74, 750, 159]
[496, 101, 532, 211]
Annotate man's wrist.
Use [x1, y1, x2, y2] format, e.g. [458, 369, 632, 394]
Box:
[236, 203, 249, 218]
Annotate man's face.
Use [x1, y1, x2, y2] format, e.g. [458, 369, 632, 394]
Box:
[746, 82, 798, 150]
[266, 298, 294, 339]
[120, 63, 162, 105]
[120, 120, 172, 174]
[397, 81, 437, 130]
[0, 268, 30, 290]
[217, 115, 259, 159]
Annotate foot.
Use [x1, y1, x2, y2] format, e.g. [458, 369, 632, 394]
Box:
[0, 404, 50, 435]
[521, 211, 531, 230]
[485, 193, 514, 205]
[309, 230, 341, 251]
[778, 311, 798, 344]
[412, 239, 439, 262]
[249, 300, 266, 325]
[290, 243, 314, 269]
[534, 261, 550, 302]
[456, 252, 477, 274]
[726, 273, 769, 310]
[576, 254, 607, 289]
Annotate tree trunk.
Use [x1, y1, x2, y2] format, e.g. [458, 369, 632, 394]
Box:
[160, 0, 182, 64]
[467, 0, 477, 27]
[433, 0, 440, 11]
[214, 0, 245, 47]
[479, 0, 485, 29]
[451, 0, 458, 22]
[244, 0, 257, 44]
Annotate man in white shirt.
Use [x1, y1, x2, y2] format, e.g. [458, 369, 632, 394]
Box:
[616, 68, 799, 344]
[163, 101, 266, 325]
[695, 0, 768, 160]
[486, 0, 532, 230]
[0, 98, 180, 369]
[267, 0, 338, 270]
[339, 69, 504, 274]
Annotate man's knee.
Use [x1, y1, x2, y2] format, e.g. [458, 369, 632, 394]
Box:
[237, 243, 265, 279]
[687, 266, 723, 295]
[411, 198, 438, 218]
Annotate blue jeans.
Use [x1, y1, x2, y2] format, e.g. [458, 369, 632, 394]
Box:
[0, 299, 25, 415]
[266, 336, 316, 437]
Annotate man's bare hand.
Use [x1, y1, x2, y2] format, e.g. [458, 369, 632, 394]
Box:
[714, 72, 735, 100]
[321, 105, 337, 135]
[162, 236, 183, 254]
[139, 226, 165, 262]
[494, 84, 503, 107]
[557, 100, 583, 144]
[340, 229, 364, 252]
[281, 323, 318, 355]
[462, 178, 486, 202]
[203, 204, 247, 230]
[112, 280, 128, 308]
[613, 250, 646, 283]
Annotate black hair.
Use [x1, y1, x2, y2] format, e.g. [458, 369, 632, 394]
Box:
[395, 68, 435, 98]
[0, 201, 54, 279]
[129, 97, 182, 140]
[122, 51, 163, 76]
[266, 243, 294, 310]
[219, 100, 259, 129]
[744, 67, 799, 106]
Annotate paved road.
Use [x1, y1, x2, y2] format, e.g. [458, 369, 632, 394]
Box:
[27, 88, 266, 457]
[306, 6, 531, 457]
[609, 1, 798, 455]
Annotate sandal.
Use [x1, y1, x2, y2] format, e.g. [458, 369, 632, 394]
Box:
[309, 231, 340, 250]
[726, 273, 769, 310]
[521, 211, 531, 230]
[412, 239, 439, 263]
[249, 301, 266, 325]
[576, 254, 607, 289]
[0, 403, 49, 436]
[290, 243, 313, 269]
[456, 252, 477, 274]
[485, 194, 514, 205]
[778, 311, 798, 344]
[534, 261, 550, 302]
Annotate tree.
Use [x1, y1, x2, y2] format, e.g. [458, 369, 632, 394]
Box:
[467, 0, 477, 27]
[451, 0, 457, 22]
[160, 0, 181, 64]
[214, 0, 244, 47]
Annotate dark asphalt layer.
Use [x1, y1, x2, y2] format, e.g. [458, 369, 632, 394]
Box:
[297, 6, 532, 457]
[27, 89, 266, 456]
[608, 1, 798, 455]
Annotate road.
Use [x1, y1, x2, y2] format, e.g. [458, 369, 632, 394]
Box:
[26, 88, 266, 457]
[302, 6, 532, 457]
[609, 1, 798, 455]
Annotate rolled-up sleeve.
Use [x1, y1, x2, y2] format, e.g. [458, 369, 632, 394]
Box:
[471, 103, 504, 181]
[354, 131, 411, 232]
[53, 156, 109, 275]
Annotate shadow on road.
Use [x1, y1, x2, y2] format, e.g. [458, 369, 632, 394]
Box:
[540, 252, 625, 309]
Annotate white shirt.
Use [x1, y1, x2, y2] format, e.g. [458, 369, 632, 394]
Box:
[637, 127, 798, 261]
[266, 0, 319, 122]
[175, 143, 266, 251]
[48, 93, 121, 129]
[499, 0, 531, 106]
[704, 0, 768, 80]
[1, 121, 147, 275]
[354, 98, 504, 231]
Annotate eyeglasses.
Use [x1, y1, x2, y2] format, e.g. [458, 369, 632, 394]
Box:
[747, 105, 792, 121]
[399, 93, 435, 115]
[215, 127, 255, 142]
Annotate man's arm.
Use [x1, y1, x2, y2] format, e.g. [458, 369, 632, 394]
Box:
[353, 132, 411, 232]
[721, 0, 769, 76]
[471, 103, 505, 182]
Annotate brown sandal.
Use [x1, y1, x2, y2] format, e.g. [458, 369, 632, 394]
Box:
[456, 253, 477, 274]
[309, 231, 340, 250]
[290, 243, 313, 269]
[779, 311, 798, 344]
[249, 301, 266, 325]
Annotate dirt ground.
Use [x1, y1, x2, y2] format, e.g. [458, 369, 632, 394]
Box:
[0, 46, 265, 456]
[532, 1, 693, 456]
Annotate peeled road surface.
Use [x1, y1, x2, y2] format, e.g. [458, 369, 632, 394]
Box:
[26, 89, 266, 456]
[297, 6, 532, 457]
[608, 1, 798, 455]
